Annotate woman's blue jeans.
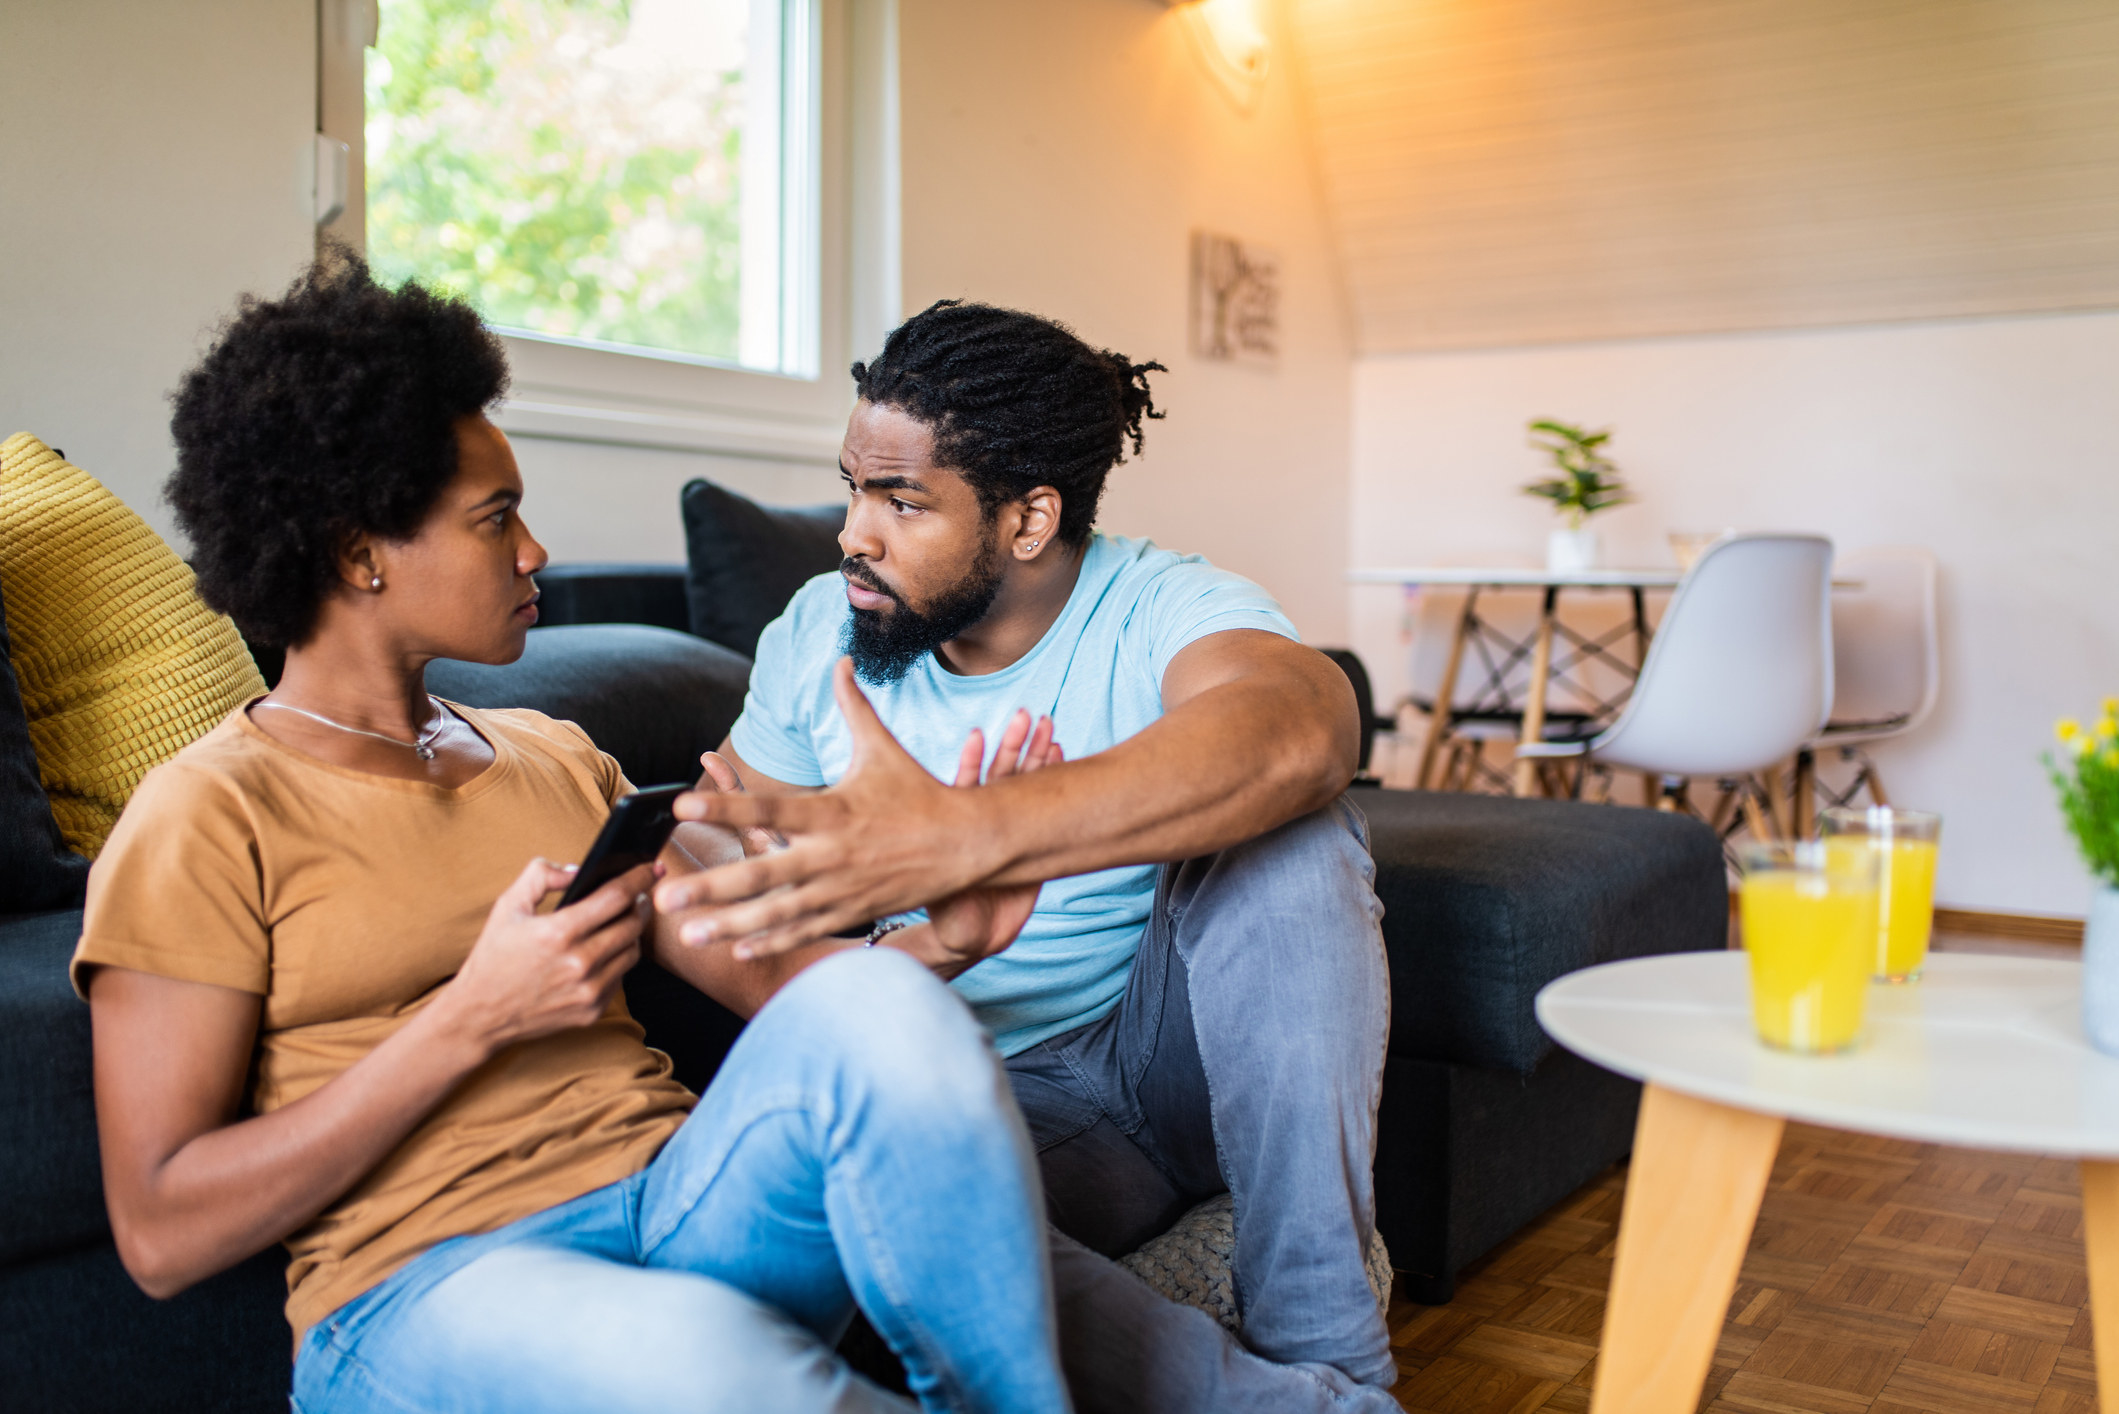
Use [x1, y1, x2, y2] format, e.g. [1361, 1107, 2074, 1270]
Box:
[291, 947, 1071, 1414]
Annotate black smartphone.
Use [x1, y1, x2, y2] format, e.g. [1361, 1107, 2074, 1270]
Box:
[556, 783, 689, 908]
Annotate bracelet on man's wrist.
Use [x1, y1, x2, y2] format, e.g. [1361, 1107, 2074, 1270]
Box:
[865, 919, 909, 948]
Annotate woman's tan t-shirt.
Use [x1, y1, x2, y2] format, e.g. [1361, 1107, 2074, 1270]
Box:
[71, 703, 695, 1341]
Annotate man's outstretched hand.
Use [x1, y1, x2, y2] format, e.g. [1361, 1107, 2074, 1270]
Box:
[653, 658, 1036, 960]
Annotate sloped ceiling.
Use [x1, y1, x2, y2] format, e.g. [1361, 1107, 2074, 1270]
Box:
[1288, 0, 2119, 354]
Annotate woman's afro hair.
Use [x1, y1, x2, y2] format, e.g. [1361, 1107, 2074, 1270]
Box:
[167, 249, 508, 648]
[850, 300, 1162, 546]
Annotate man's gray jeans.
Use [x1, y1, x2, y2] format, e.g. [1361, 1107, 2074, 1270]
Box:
[1007, 796, 1399, 1412]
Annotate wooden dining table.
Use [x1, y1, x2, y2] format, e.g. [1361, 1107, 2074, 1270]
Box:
[1347, 566, 1684, 796]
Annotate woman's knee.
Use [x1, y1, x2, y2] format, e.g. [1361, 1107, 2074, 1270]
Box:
[769, 947, 1003, 1107]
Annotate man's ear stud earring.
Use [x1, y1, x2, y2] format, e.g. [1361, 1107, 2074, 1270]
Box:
[370, 576, 383, 590]
[1027, 540, 1039, 550]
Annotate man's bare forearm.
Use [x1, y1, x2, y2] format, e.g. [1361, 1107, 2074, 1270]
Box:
[661, 635, 1359, 951]
[973, 663, 1355, 888]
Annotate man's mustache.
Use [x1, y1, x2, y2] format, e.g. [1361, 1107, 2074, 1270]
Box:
[839, 557, 904, 608]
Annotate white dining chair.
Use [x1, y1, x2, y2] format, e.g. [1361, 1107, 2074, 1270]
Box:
[1791, 545, 1939, 831]
[1516, 533, 1836, 838]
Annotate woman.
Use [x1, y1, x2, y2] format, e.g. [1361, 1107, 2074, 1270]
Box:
[78, 255, 1071, 1413]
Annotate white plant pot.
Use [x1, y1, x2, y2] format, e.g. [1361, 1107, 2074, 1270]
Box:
[1546, 526, 1600, 574]
[2085, 890, 2119, 1055]
[2082, 884, 2119, 1056]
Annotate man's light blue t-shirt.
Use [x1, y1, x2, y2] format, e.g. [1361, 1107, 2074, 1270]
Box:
[727, 532, 1298, 1057]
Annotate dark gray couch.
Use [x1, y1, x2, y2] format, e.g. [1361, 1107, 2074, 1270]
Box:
[0, 567, 1724, 1411]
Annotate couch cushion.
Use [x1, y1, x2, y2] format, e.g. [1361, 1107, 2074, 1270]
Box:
[0, 908, 105, 1264]
[0, 433, 264, 858]
[427, 624, 753, 789]
[0, 579, 87, 912]
[680, 479, 844, 657]
[0, 1241, 290, 1413]
[535, 563, 691, 635]
[1360, 789, 1726, 1074]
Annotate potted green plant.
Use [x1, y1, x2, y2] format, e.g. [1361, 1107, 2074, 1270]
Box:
[1524, 419, 1630, 572]
[2052, 704, 2119, 1054]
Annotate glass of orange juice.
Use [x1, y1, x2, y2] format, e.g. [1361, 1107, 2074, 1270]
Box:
[1738, 841, 1880, 1053]
[1819, 806, 1942, 983]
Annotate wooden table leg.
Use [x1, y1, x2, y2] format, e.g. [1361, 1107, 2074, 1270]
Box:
[1416, 588, 1476, 790]
[1590, 1084, 1785, 1414]
[1513, 586, 1559, 797]
[2078, 1159, 2119, 1414]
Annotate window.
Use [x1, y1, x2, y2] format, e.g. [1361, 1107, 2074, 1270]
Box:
[364, 0, 817, 377]
[319, 0, 894, 461]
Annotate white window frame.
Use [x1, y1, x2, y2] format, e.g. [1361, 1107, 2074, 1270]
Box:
[317, 0, 898, 468]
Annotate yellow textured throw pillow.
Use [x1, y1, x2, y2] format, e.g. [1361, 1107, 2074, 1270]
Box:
[0, 433, 264, 858]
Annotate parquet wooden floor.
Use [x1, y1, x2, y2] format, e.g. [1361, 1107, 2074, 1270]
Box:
[1386, 1121, 2101, 1414]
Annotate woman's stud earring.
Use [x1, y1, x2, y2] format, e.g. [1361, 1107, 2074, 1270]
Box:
[1027, 540, 1039, 550]
[370, 575, 383, 590]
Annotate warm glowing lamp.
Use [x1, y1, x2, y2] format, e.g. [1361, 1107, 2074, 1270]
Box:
[1168, 0, 1270, 113]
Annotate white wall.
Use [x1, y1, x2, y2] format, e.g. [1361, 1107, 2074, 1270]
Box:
[1348, 311, 2119, 916]
[507, 438, 843, 563]
[0, 0, 318, 541]
[897, 0, 1353, 642]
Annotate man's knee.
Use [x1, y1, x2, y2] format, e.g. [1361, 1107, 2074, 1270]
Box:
[1177, 796, 1380, 934]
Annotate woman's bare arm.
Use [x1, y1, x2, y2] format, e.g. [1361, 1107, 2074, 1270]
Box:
[91, 857, 654, 1299]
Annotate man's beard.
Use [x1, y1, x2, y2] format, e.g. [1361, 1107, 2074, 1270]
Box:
[840, 545, 1006, 687]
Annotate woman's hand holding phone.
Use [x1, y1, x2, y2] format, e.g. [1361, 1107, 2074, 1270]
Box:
[436, 856, 658, 1058]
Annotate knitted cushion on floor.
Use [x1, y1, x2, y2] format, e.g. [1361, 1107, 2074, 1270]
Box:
[0, 434, 263, 857]
[1117, 1194, 1394, 1333]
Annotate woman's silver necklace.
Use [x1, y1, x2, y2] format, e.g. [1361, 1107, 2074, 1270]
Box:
[253, 695, 453, 760]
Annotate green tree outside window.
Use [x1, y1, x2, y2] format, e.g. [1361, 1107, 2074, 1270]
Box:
[367, 0, 746, 362]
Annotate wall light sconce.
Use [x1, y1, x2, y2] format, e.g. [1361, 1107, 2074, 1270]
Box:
[1167, 0, 1270, 115]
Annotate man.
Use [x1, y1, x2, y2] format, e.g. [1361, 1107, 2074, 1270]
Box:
[655, 301, 1395, 1411]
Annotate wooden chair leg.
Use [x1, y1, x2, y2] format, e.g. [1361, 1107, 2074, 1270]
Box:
[1642, 770, 1660, 809]
[1590, 1084, 1784, 1414]
[1866, 760, 1891, 808]
[1707, 780, 1741, 834]
[1793, 749, 1817, 839]
[1763, 762, 1794, 841]
[1740, 783, 1778, 842]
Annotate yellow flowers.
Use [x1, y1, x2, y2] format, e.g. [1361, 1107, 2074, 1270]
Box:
[2057, 714, 2116, 755]
[2052, 698, 2119, 888]
[2053, 702, 2119, 753]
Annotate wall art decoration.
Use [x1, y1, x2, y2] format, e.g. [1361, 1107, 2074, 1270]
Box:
[1190, 231, 1280, 368]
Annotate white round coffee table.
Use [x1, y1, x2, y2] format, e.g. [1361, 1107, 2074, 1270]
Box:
[1535, 951, 2119, 1414]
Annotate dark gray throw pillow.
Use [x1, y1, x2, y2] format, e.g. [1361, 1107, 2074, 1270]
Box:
[679, 479, 845, 658]
[0, 578, 90, 912]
